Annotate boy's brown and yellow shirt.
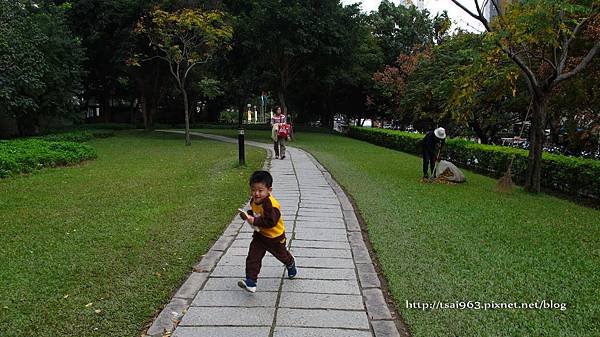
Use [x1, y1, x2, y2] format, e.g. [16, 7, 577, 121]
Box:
[250, 194, 285, 239]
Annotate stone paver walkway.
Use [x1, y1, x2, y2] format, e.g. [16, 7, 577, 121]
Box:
[147, 131, 401, 337]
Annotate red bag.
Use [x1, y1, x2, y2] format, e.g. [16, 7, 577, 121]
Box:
[277, 123, 290, 138]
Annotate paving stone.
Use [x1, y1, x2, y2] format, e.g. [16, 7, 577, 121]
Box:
[372, 321, 401, 337]
[363, 288, 392, 320]
[239, 225, 255, 233]
[219, 254, 282, 267]
[203, 277, 281, 292]
[230, 238, 252, 248]
[351, 245, 372, 264]
[295, 221, 346, 229]
[191, 290, 278, 307]
[273, 327, 372, 337]
[356, 262, 377, 275]
[179, 307, 275, 326]
[300, 199, 341, 205]
[291, 240, 350, 249]
[282, 279, 360, 294]
[192, 250, 223, 272]
[295, 257, 355, 269]
[358, 272, 381, 289]
[279, 292, 364, 310]
[211, 265, 283, 278]
[298, 196, 338, 202]
[337, 194, 354, 211]
[296, 215, 343, 222]
[344, 211, 361, 232]
[299, 202, 341, 208]
[210, 235, 235, 251]
[174, 327, 270, 337]
[146, 298, 190, 336]
[276, 308, 369, 329]
[222, 226, 241, 236]
[294, 228, 347, 236]
[297, 209, 342, 215]
[294, 232, 348, 242]
[173, 272, 209, 299]
[348, 232, 365, 246]
[295, 218, 346, 225]
[236, 231, 255, 239]
[222, 247, 248, 256]
[290, 247, 352, 258]
[294, 267, 357, 280]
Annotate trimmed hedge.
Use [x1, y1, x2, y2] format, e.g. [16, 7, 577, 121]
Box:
[347, 126, 600, 199]
[0, 139, 97, 178]
[37, 130, 114, 143]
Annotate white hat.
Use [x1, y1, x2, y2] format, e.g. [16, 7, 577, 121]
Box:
[434, 127, 446, 139]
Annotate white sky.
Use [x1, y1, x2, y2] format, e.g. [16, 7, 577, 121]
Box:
[341, 0, 485, 32]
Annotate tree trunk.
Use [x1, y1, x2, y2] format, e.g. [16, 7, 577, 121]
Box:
[182, 87, 191, 146]
[278, 91, 287, 115]
[524, 95, 548, 193]
[548, 110, 561, 145]
[470, 121, 488, 144]
[141, 95, 149, 130]
[102, 93, 112, 123]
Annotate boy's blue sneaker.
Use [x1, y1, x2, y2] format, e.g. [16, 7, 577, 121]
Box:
[238, 278, 257, 293]
[286, 262, 297, 279]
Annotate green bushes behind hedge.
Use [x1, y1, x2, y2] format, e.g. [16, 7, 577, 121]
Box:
[347, 126, 600, 198]
[0, 138, 98, 178]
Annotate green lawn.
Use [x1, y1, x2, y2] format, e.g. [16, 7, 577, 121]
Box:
[0, 131, 264, 337]
[195, 128, 600, 337]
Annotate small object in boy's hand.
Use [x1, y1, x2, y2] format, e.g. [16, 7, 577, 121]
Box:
[238, 209, 249, 220]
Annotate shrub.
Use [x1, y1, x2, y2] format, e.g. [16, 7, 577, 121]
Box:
[347, 127, 600, 198]
[0, 139, 97, 178]
[38, 130, 114, 143]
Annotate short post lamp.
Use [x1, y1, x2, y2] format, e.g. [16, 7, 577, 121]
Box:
[238, 105, 248, 166]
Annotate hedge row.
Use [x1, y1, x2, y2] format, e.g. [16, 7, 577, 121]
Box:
[0, 138, 98, 178]
[36, 130, 114, 143]
[347, 126, 600, 198]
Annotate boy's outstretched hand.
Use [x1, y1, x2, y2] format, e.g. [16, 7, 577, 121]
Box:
[238, 209, 260, 231]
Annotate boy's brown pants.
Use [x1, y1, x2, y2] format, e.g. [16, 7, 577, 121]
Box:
[246, 233, 294, 281]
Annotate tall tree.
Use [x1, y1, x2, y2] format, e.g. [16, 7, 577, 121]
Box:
[451, 0, 600, 192]
[68, 0, 141, 123]
[0, 0, 84, 136]
[224, 0, 366, 116]
[368, 1, 450, 120]
[445, 33, 528, 144]
[369, 0, 449, 64]
[135, 7, 233, 145]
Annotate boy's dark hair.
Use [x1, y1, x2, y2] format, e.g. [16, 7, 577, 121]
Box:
[250, 170, 273, 187]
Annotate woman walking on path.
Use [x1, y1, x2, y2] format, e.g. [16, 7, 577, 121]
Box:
[271, 106, 287, 159]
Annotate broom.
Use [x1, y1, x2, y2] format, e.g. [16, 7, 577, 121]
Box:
[497, 100, 532, 192]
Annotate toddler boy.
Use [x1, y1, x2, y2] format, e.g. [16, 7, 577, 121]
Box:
[238, 171, 296, 293]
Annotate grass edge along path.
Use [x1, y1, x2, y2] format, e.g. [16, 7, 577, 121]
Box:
[0, 131, 264, 337]
[193, 128, 600, 337]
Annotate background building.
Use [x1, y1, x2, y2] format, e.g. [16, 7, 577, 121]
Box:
[485, 0, 511, 21]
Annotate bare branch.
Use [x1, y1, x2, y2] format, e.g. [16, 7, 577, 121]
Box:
[491, 0, 501, 18]
[450, 0, 492, 31]
[141, 55, 167, 62]
[497, 42, 542, 95]
[558, 16, 593, 73]
[183, 55, 211, 80]
[554, 40, 600, 85]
